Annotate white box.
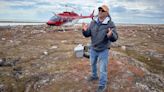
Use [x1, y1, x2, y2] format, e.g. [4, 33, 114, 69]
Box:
[74, 44, 84, 58]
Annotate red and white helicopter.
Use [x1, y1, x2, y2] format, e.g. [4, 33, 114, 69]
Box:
[47, 10, 94, 26]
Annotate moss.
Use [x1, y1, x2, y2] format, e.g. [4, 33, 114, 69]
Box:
[126, 50, 163, 74]
[0, 76, 25, 92]
[113, 48, 164, 74]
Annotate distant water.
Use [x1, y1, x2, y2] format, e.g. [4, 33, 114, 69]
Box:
[0, 22, 45, 26]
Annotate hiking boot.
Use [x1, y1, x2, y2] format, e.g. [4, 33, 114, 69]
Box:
[96, 86, 106, 92]
[86, 76, 99, 82]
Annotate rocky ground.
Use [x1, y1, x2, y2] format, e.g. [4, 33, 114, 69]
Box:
[0, 24, 164, 92]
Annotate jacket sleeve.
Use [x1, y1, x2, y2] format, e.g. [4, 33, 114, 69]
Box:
[82, 21, 93, 37]
[108, 21, 118, 42]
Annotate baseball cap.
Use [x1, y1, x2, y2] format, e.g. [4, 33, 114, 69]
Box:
[98, 5, 109, 13]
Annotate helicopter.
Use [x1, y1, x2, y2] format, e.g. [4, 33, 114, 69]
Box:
[47, 10, 94, 26]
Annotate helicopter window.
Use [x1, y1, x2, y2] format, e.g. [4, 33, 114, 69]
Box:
[50, 16, 57, 19]
[50, 16, 60, 21]
[61, 19, 64, 22]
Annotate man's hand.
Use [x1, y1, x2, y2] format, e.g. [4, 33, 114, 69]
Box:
[107, 28, 113, 37]
[82, 23, 88, 31]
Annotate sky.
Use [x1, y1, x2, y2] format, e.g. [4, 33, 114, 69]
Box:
[0, 0, 164, 24]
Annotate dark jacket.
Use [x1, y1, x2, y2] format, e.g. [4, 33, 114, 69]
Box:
[82, 16, 118, 51]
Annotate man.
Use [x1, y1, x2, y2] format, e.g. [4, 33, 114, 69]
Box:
[82, 5, 118, 92]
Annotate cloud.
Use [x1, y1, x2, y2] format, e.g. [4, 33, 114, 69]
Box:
[0, 0, 163, 24]
[111, 6, 127, 13]
[108, 0, 164, 23]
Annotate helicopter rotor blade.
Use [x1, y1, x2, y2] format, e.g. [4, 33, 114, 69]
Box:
[52, 12, 57, 16]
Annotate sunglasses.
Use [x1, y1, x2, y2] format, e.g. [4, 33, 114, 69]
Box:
[99, 9, 106, 12]
[98, 7, 106, 12]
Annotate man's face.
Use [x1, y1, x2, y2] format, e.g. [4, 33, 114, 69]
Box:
[98, 7, 108, 19]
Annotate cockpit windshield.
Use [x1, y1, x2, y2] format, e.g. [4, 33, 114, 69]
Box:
[50, 16, 60, 21]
